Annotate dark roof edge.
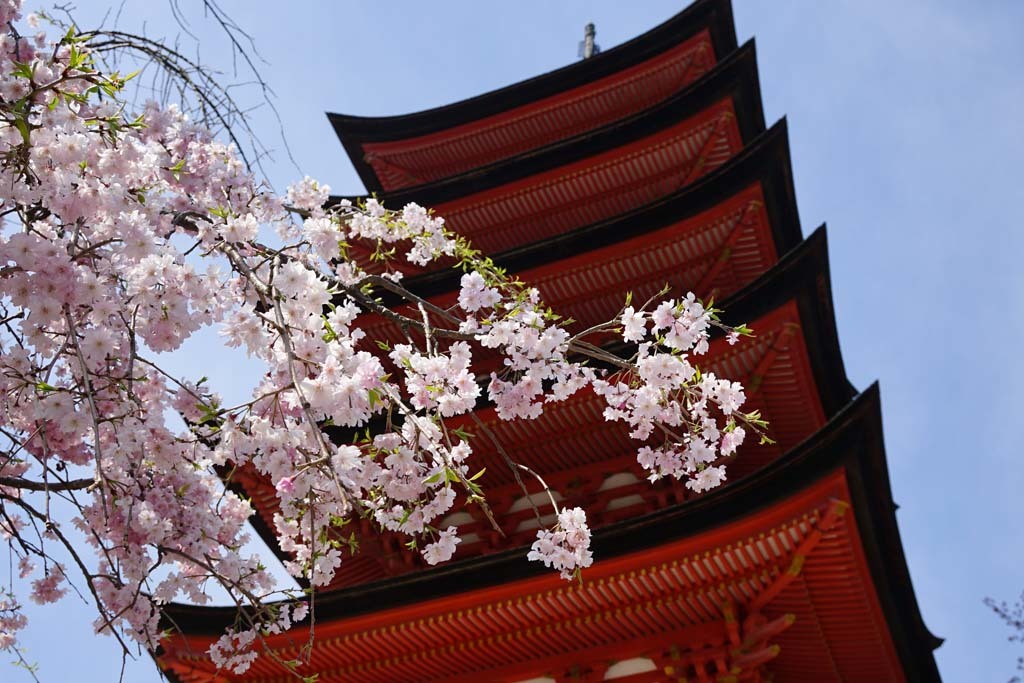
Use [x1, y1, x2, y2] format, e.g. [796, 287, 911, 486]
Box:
[588, 226, 852, 418]
[329, 0, 736, 193]
[843, 384, 944, 680]
[718, 226, 854, 417]
[162, 387, 943, 683]
[400, 119, 801, 300]
[328, 0, 736, 141]
[341, 39, 764, 202]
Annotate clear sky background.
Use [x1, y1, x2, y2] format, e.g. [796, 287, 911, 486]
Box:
[9, 1, 1024, 681]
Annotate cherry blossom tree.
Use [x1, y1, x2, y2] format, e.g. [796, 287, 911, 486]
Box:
[987, 594, 1024, 682]
[0, 1, 768, 676]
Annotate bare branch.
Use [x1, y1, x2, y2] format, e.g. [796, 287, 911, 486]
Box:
[0, 475, 95, 492]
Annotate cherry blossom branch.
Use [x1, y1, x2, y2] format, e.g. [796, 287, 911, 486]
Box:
[357, 274, 464, 326]
[0, 475, 94, 491]
[511, 463, 561, 517]
[62, 310, 112, 499]
[469, 411, 540, 530]
[267, 258, 354, 511]
[0, 491, 135, 658]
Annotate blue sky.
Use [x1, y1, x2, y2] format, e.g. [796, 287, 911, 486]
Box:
[10, 1, 1024, 681]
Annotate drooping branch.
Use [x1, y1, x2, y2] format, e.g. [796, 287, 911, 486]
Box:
[52, 0, 298, 180]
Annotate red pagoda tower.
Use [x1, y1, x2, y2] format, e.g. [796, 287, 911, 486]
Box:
[157, 1, 942, 680]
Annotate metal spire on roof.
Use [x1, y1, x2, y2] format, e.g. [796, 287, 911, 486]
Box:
[578, 22, 601, 59]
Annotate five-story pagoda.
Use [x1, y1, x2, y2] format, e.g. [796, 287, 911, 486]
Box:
[158, 1, 941, 680]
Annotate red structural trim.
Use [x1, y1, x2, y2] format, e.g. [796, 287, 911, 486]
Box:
[418, 104, 741, 256]
[327, 41, 761, 210]
[329, 0, 738, 192]
[367, 120, 801, 300]
[160, 488, 856, 681]
[351, 39, 763, 196]
[358, 183, 773, 350]
[720, 226, 854, 418]
[221, 226, 852, 588]
[159, 386, 941, 682]
[358, 33, 716, 191]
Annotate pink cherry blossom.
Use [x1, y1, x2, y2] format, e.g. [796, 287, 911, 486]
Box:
[0, 4, 760, 673]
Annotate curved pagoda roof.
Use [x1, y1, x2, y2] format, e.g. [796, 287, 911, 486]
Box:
[360, 115, 799, 337]
[329, 0, 738, 192]
[334, 44, 766, 275]
[158, 386, 941, 683]
[344, 41, 764, 207]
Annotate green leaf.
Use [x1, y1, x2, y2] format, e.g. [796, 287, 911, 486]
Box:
[167, 158, 187, 181]
[321, 317, 337, 343]
[451, 426, 473, 441]
[68, 44, 83, 69]
[10, 62, 33, 79]
[14, 117, 30, 145]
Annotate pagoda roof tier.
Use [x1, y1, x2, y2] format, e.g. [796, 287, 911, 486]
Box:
[348, 122, 799, 371]
[357, 141, 793, 356]
[340, 40, 763, 208]
[158, 386, 941, 683]
[329, 0, 738, 192]
[352, 119, 798, 299]
[336, 49, 766, 274]
[226, 228, 852, 590]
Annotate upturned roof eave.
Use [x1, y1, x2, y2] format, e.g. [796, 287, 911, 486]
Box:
[380, 118, 800, 299]
[326, 0, 738, 148]
[329, 38, 763, 202]
[330, 0, 737, 192]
